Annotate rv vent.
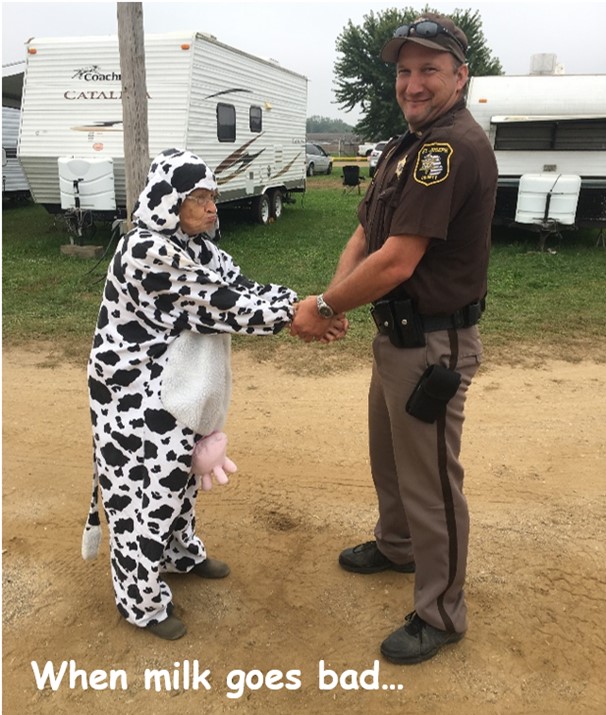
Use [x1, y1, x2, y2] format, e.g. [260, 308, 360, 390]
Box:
[529, 53, 564, 75]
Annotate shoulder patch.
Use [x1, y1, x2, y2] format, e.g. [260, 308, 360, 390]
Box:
[413, 143, 453, 186]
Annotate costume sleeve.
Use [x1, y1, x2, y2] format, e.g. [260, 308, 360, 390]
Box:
[212, 243, 298, 304]
[115, 232, 296, 336]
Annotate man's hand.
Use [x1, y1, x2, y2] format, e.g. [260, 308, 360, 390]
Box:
[318, 314, 349, 344]
[290, 296, 348, 343]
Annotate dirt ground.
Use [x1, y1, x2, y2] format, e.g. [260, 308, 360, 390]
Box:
[2, 343, 605, 714]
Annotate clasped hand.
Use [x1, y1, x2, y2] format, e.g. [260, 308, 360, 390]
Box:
[289, 296, 349, 343]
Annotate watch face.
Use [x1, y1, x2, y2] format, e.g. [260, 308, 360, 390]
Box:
[317, 295, 334, 318]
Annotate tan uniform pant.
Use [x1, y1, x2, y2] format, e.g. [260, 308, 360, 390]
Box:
[369, 326, 482, 634]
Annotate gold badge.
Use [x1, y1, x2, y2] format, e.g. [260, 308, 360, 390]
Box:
[396, 156, 407, 177]
[413, 143, 453, 186]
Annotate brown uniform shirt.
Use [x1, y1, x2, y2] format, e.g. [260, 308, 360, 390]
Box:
[358, 99, 498, 315]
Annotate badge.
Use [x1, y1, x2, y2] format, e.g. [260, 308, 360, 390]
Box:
[413, 143, 453, 186]
[395, 156, 407, 177]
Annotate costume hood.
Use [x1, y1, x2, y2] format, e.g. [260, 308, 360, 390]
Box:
[132, 148, 219, 237]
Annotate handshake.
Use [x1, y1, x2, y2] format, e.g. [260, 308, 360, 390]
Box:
[289, 295, 349, 344]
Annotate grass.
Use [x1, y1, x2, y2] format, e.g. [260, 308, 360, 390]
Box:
[3, 175, 606, 371]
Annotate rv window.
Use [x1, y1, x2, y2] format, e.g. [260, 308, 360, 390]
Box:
[495, 119, 606, 152]
[250, 106, 262, 133]
[495, 122, 553, 151]
[555, 120, 606, 151]
[217, 103, 236, 142]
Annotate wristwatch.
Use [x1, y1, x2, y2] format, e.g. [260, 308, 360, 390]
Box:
[316, 293, 335, 319]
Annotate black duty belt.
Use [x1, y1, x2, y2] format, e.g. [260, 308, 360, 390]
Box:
[420, 301, 484, 332]
[371, 299, 484, 349]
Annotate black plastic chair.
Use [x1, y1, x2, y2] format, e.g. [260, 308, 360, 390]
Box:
[342, 165, 365, 194]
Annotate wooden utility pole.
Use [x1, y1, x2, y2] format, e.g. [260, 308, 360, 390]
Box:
[117, 2, 149, 227]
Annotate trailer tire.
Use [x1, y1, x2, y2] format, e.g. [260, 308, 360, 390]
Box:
[253, 193, 271, 225]
[270, 190, 283, 220]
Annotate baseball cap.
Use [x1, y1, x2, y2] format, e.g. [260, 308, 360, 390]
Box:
[381, 13, 468, 65]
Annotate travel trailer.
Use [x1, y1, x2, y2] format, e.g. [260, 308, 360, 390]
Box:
[466, 74, 606, 235]
[2, 106, 30, 198]
[17, 32, 308, 226]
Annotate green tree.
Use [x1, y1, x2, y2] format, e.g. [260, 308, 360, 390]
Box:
[306, 115, 355, 133]
[334, 6, 503, 140]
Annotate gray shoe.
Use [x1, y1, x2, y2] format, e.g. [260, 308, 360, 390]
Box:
[190, 557, 230, 579]
[339, 541, 415, 574]
[145, 614, 187, 640]
[380, 611, 463, 664]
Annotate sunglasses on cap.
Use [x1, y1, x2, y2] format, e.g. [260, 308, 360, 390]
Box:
[393, 20, 467, 55]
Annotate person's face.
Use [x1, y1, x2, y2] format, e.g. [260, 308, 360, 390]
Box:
[395, 42, 468, 132]
[179, 188, 219, 235]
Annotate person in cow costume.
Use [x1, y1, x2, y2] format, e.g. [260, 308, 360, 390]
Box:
[82, 149, 342, 640]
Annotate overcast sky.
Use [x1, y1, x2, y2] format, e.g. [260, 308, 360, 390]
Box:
[3, 0, 606, 123]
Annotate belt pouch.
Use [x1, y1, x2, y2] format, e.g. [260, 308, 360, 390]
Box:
[466, 300, 483, 325]
[392, 299, 426, 348]
[406, 364, 461, 423]
[371, 301, 395, 336]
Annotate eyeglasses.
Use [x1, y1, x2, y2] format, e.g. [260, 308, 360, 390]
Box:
[393, 20, 467, 55]
[185, 192, 219, 206]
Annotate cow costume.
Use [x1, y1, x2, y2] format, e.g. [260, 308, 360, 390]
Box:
[82, 148, 296, 631]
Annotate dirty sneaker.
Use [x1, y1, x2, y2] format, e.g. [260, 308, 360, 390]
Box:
[190, 557, 230, 579]
[145, 614, 187, 640]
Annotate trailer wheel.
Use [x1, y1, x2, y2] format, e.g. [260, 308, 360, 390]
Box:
[270, 190, 283, 220]
[253, 193, 271, 225]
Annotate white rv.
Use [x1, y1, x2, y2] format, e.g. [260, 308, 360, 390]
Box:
[467, 74, 606, 232]
[2, 105, 30, 198]
[17, 32, 308, 224]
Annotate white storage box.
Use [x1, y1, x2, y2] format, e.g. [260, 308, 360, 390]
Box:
[515, 173, 581, 226]
[59, 157, 116, 211]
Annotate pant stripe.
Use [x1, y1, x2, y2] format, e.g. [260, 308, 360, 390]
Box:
[436, 329, 460, 633]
